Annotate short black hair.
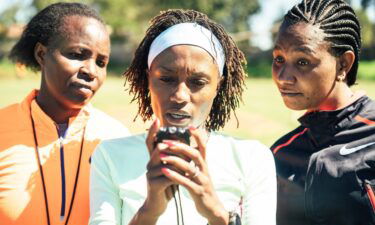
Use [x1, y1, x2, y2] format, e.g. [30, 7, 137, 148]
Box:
[124, 9, 247, 131]
[282, 0, 361, 86]
[9, 2, 104, 71]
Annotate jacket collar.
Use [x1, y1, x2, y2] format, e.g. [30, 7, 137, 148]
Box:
[21, 89, 92, 137]
[298, 96, 370, 145]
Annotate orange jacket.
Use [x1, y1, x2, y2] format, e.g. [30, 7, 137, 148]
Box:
[0, 90, 129, 225]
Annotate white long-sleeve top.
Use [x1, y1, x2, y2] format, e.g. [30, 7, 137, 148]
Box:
[89, 133, 276, 225]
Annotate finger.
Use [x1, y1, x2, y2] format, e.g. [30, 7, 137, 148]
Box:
[163, 140, 206, 172]
[188, 126, 208, 159]
[146, 143, 170, 169]
[146, 118, 160, 154]
[160, 154, 201, 180]
[161, 167, 202, 193]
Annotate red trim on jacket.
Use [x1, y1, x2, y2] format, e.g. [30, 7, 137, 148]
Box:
[355, 115, 375, 126]
[364, 183, 375, 214]
[272, 128, 308, 154]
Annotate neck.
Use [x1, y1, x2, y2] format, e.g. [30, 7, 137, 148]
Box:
[36, 92, 81, 124]
[309, 83, 361, 112]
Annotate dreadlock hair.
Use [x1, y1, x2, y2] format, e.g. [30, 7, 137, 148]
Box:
[9, 2, 104, 71]
[124, 9, 247, 131]
[282, 0, 361, 86]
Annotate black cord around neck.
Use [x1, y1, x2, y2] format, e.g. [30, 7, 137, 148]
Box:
[30, 104, 86, 225]
[171, 185, 185, 225]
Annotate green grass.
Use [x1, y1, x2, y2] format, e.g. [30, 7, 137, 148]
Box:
[1, 60, 375, 146]
[358, 60, 375, 80]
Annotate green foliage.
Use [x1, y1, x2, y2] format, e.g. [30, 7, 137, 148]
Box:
[147, 0, 260, 32]
[28, 0, 259, 42]
[356, 9, 375, 48]
[358, 60, 375, 80]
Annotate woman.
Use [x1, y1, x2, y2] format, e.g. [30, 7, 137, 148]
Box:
[271, 0, 375, 224]
[90, 9, 276, 225]
[0, 3, 129, 225]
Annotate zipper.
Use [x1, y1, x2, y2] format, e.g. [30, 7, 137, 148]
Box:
[56, 124, 68, 221]
[364, 180, 375, 214]
[59, 136, 66, 221]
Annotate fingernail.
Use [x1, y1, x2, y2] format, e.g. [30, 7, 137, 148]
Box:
[163, 140, 175, 147]
[161, 167, 170, 175]
[188, 125, 196, 130]
[158, 143, 168, 150]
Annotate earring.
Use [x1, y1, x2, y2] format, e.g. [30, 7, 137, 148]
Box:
[337, 75, 345, 82]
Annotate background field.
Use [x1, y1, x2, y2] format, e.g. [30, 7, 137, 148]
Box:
[1, 60, 375, 146]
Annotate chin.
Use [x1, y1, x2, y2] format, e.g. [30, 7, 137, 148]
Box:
[284, 101, 307, 111]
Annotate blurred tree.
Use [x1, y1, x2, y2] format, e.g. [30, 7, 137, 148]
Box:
[356, 9, 374, 48]
[148, 0, 260, 33]
[0, 5, 19, 26]
[360, 0, 375, 9]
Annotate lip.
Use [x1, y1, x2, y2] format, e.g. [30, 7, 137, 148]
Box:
[164, 111, 192, 126]
[279, 88, 302, 97]
[70, 82, 94, 96]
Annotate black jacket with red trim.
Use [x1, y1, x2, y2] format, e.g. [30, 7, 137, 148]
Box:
[271, 95, 375, 225]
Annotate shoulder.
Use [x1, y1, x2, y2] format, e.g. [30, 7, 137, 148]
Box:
[92, 134, 148, 164]
[208, 133, 275, 170]
[0, 102, 25, 132]
[91, 134, 149, 179]
[87, 107, 130, 139]
[355, 96, 375, 122]
[270, 126, 307, 155]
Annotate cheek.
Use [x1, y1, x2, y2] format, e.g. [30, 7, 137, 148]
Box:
[192, 89, 217, 123]
[149, 84, 165, 115]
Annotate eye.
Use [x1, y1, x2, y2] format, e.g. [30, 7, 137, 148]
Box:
[273, 56, 284, 64]
[96, 59, 107, 68]
[69, 52, 82, 59]
[159, 76, 176, 84]
[190, 78, 207, 87]
[297, 58, 309, 66]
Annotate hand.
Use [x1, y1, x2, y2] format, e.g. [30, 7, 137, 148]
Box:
[159, 127, 229, 225]
[141, 119, 175, 219]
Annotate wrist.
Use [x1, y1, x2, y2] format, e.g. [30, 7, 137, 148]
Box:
[129, 203, 159, 225]
[207, 208, 229, 225]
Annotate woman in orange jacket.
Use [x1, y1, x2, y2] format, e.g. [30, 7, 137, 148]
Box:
[0, 3, 129, 225]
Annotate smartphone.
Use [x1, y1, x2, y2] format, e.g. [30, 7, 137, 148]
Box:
[155, 126, 191, 146]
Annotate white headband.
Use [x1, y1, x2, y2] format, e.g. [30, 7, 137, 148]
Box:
[147, 23, 226, 75]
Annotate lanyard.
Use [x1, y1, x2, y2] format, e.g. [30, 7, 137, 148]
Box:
[30, 107, 85, 225]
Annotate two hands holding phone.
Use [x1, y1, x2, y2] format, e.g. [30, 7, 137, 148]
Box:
[138, 119, 229, 225]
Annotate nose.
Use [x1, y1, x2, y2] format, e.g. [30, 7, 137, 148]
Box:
[170, 82, 190, 104]
[80, 59, 98, 79]
[273, 64, 296, 85]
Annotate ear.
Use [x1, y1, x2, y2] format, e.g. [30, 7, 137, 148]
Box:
[34, 42, 47, 67]
[336, 50, 355, 81]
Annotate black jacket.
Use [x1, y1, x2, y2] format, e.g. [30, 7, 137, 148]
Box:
[271, 96, 375, 225]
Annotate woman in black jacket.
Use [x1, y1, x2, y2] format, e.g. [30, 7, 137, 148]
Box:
[270, 0, 375, 224]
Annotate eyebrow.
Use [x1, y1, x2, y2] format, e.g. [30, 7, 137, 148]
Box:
[158, 65, 211, 78]
[294, 46, 315, 55]
[159, 65, 176, 72]
[273, 45, 315, 55]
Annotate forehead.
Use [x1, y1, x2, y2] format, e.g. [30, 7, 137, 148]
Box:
[152, 45, 218, 73]
[51, 15, 109, 50]
[274, 22, 329, 52]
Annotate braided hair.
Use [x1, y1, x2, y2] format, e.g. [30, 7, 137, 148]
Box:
[124, 9, 247, 131]
[283, 0, 361, 86]
[9, 2, 104, 71]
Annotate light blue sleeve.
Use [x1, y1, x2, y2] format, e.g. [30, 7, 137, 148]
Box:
[89, 143, 122, 225]
[242, 141, 277, 225]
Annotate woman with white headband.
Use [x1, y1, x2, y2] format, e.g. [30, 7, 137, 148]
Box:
[89, 9, 276, 225]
